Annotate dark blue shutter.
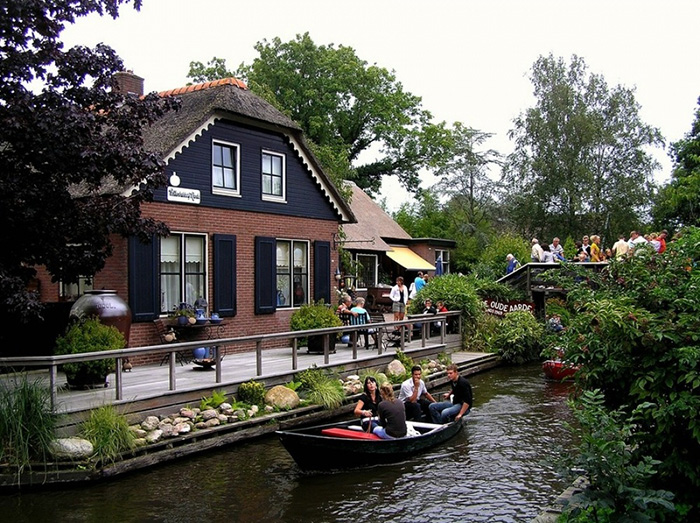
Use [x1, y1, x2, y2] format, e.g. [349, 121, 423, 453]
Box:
[314, 240, 331, 305]
[255, 236, 277, 314]
[128, 235, 159, 322]
[213, 234, 237, 317]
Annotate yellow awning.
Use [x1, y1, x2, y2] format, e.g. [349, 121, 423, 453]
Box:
[385, 247, 435, 271]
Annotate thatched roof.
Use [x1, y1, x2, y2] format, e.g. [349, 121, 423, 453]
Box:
[342, 182, 410, 251]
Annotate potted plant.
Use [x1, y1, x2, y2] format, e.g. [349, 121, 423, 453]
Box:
[290, 301, 343, 353]
[172, 303, 196, 326]
[55, 317, 126, 389]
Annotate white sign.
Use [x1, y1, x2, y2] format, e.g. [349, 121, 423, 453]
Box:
[167, 186, 201, 204]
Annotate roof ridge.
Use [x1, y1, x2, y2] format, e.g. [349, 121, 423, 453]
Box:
[157, 77, 248, 98]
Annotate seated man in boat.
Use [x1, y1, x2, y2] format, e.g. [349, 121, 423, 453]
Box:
[428, 364, 473, 424]
[373, 382, 407, 439]
[398, 366, 437, 421]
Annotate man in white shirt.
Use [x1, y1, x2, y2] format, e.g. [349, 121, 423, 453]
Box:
[549, 237, 565, 260]
[398, 366, 437, 421]
[612, 234, 630, 259]
[531, 238, 544, 262]
[628, 230, 648, 254]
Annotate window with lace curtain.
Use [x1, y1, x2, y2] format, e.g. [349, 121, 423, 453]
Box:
[160, 233, 207, 314]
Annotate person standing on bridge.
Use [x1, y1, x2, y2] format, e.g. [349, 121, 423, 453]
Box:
[429, 364, 473, 424]
[531, 238, 544, 262]
[506, 254, 520, 274]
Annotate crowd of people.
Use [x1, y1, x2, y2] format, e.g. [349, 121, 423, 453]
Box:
[506, 230, 671, 274]
[353, 364, 473, 439]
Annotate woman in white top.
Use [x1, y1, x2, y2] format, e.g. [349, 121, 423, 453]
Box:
[389, 276, 409, 321]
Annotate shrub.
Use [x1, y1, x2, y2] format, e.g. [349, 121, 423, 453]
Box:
[467, 313, 502, 353]
[55, 317, 125, 385]
[290, 300, 343, 345]
[491, 310, 544, 364]
[296, 367, 345, 409]
[236, 381, 265, 406]
[477, 233, 531, 278]
[200, 389, 229, 411]
[0, 376, 55, 472]
[409, 273, 483, 330]
[554, 227, 700, 513]
[80, 405, 134, 464]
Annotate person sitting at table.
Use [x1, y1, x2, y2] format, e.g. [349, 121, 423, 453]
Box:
[373, 382, 407, 439]
[336, 294, 358, 320]
[350, 297, 377, 348]
[354, 376, 380, 430]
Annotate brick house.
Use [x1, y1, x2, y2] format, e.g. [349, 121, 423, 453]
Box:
[30, 73, 355, 356]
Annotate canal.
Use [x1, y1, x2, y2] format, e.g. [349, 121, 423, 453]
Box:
[0, 363, 577, 522]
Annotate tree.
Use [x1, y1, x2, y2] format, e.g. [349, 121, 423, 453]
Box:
[653, 96, 700, 230]
[504, 54, 663, 243]
[189, 33, 452, 193]
[187, 57, 234, 85]
[0, 1, 178, 322]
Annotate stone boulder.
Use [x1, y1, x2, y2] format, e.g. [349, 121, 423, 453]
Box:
[48, 437, 94, 461]
[264, 385, 300, 410]
[141, 416, 160, 431]
[386, 359, 406, 378]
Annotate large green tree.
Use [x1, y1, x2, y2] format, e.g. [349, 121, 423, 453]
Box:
[504, 54, 663, 244]
[0, 0, 178, 321]
[189, 33, 452, 194]
[653, 96, 700, 230]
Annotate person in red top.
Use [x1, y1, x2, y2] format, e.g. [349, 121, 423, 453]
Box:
[659, 230, 668, 254]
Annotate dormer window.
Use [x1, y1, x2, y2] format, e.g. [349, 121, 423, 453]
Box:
[212, 140, 240, 196]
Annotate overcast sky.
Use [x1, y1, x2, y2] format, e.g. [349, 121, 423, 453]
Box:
[62, 0, 700, 211]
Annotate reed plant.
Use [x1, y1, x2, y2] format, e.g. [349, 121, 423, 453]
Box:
[297, 367, 345, 409]
[80, 405, 134, 464]
[0, 375, 55, 472]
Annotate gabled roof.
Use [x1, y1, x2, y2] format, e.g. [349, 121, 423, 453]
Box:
[142, 78, 354, 223]
[342, 181, 411, 251]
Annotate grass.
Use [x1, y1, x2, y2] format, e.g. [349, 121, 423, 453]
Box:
[0, 375, 56, 473]
[80, 405, 135, 464]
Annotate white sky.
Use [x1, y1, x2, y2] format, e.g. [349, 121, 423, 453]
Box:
[62, 0, 700, 212]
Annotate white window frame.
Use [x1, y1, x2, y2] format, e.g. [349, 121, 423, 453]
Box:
[435, 249, 450, 274]
[59, 276, 94, 302]
[275, 239, 309, 309]
[159, 232, 208, 314]
[212, 139, 241, 197]
[261, 150, 286, 203]
[355, 253, 378, 290]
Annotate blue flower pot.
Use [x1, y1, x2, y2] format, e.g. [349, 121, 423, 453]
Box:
[192, 347, 207, 360]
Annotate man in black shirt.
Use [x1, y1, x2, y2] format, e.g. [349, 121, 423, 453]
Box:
[428, 364, 473, 424]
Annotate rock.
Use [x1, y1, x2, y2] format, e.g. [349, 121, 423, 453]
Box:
[173, 417, 191, 425]
[204, 418, 220, 428]
[159, 424, 175, 438]
[145, 430, 163, 444]
[218, 402, 232, 412]
[160, 417, 173, 425]
[134, 438, 148, 447]
[220, 406, 234, 416]
[180, 408, 196, 419]
[376, 372, 389, 384]
[48, 438, 93, 461]
[233, 409, 246, 419]
[217, 414, 228, 423]
[386, 359, 406, 378]
[246, 410, 255, 418]
[346, 374, 360, 381]
[264, 405, 274, 413]
[250, 405, 259, 414]
[141, 416, 160, 431]
[264, 385, 300, 410]
[227, 415, 239, 423]
[174, 422, 191, 434]
[195, 422, 207, 430]
[129, 427, 147, 438]
[201, 409, 218, 421]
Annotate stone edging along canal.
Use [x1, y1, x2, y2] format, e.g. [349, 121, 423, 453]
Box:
[0, 355, 500, 490]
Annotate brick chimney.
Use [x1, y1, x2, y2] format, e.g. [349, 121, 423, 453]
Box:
[113, 70, 144, 96]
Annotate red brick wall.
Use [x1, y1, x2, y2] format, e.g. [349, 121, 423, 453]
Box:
[35, 202, 341, 358]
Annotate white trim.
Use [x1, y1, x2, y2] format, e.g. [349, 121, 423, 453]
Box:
[355, 252, 378, 290]
[286, 135, 352, 222]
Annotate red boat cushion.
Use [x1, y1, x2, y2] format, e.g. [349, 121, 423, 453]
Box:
[321, 428, 381, 440]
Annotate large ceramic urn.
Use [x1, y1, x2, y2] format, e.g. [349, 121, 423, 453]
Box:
[70, 290, 132, 344]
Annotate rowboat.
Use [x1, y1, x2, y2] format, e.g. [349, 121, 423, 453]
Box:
[276, 418, 463, 470]
[542, 359, 579, 380]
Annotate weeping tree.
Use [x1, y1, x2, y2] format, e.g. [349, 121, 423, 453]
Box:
[503, 54, 663, 243]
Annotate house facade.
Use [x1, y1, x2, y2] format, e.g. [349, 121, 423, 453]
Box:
[31, 74, 355, 356]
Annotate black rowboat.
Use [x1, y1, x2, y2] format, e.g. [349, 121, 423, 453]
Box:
[276, 418, 464, 470]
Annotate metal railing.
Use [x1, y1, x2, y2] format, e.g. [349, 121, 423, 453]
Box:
[0, 312, 462, 410]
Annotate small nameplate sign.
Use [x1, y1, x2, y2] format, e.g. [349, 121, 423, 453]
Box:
[167, 186, 201, 204]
